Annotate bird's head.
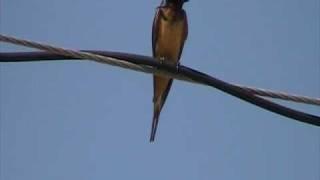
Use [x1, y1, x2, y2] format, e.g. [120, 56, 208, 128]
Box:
[166, 0, 189, 4]
[164, 0, 189, 8]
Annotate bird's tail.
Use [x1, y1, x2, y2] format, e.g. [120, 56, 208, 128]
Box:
[150, 103, 161, 142]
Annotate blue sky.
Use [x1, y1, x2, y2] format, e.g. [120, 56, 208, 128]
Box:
[1, 0, 319, 179]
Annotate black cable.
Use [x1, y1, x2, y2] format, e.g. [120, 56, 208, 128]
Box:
[1, 51, 319, 126]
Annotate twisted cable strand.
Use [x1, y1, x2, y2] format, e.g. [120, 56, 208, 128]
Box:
[236, 85, 320, 106]
[0, 34, 150, 73]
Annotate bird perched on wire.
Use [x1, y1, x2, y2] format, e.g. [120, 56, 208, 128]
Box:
[150, 0, 189, 142]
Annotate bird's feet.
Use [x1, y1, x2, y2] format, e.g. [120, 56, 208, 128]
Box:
[176, 62, 181, 72]
[159, 57, 165, 65]
[158, 57, 180, 72]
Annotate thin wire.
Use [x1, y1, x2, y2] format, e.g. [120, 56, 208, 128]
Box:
[236, 85, 320, 106]
[1, 34, 319, 126]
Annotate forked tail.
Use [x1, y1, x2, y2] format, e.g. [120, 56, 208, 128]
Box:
[150, 104, 161, 142]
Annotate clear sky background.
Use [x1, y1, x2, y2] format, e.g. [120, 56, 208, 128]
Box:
[1, 0, 319, 179]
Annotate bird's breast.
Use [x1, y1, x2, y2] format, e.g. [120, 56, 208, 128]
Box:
[155, 18, 185, 63]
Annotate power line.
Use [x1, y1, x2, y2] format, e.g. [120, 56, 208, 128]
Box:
[0, 34, 319, 126]
[1, 51, 319, 106]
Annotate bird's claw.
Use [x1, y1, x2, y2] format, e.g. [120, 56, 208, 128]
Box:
[176, 62, 181, 72]
[159, 57, 165, 64]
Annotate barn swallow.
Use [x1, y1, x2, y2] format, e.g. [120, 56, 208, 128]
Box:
[150, 0, 189, 142]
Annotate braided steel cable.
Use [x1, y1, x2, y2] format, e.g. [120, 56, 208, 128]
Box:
[235, 85, 320, 106]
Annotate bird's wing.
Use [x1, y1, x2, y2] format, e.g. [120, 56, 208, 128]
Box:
[177, 10, 188, 60]
[152, 7, 162, 57]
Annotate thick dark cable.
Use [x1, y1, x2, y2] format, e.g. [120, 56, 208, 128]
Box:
[0, 51, 319, 126]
